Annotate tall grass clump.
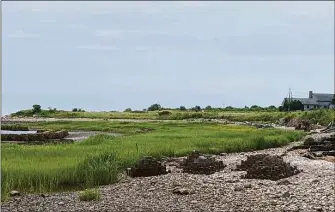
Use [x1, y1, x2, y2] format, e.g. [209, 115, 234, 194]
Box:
[79, 188, 101, 201]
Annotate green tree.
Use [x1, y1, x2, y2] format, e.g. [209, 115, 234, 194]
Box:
[281, 99, 304, 111]
[332, 94, 335, 105]
[191, 105, 202, 112]
[148, 104, 162, 111]
[32, 104, 41, 114]
[205, 105, 212, 110]
[179, 106, 187, 111]
[124, 108, 132, 112]
[72, 108, 78, 112]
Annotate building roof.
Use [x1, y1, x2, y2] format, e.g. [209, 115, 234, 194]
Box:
[313, 93, 334, 102]
[291, 98, 318, 105]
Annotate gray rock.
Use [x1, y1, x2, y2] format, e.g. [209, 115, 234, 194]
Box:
[244, 183, 252, 189]
[172, 188, 191, 195]
[9, 190, 20, 197]
[234, 185, 244, 191]
[282, 191, 290, 198]
[277, 179, 292, 185]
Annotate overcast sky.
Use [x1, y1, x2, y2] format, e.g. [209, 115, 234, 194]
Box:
[2, 1, 334, 114]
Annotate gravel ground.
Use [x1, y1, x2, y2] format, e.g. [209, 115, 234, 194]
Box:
[2, 141, 334, 212]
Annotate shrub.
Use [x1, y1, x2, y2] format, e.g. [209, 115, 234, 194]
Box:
[78, 188, 101, 201]
[179, 106, 187, 111]
[158, 111, 172, 116]
[72, 108, 78, 112]
[148, 104, 162, 111]
[191, 106, 201, 112]
[48, 107, 57, 113]
[131, 110, 146, 113]
[32, 105, 41, 114]
[205, 106, 212, 110]
[124, 108, 132, 112]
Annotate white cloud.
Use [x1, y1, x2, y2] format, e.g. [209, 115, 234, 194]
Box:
[76, 45, 120, 51]
[8, 30, 40, 38]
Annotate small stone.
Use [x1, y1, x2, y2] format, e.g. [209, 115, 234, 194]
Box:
[226, 179, 239, 183]
[148, 188, 155, 192]
[40, 193, 48, 198]
[220, 153, 227, 156]
[173, 188, 191, 195]
[234, 185, 244, 191]
[191, 200, 198, 204]
[244, 183, 252, 189]
[315, 207, 323, 212]
[58, 202, 64, 205]
[277, 179, 292, 185]
[311, 179, 319, 183]
[10, 190, 20, 197]
[312, 152, 324, 157]
[282, 191, 290, 198]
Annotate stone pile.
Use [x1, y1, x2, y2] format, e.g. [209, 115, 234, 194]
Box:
[127, 156, 169, 178]
[304, 134, 335, 157]
[181, 150, 226, 175]
[235, 154, 301, 181]
[286, 118, 312, 131]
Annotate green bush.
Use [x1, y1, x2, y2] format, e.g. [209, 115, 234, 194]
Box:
[179, 106, 187, 111]
[78, 188, 101, 201]
[124, 108, 132, 112]
[148, 104, 162, 111]
[191, 106, 202, 112]
[32, 105, 41, 114]
[158, 111, 172, 116]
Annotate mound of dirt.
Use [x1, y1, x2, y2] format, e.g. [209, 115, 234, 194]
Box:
[127, 156, 169, 178]
[235, 154, 301, 181]
[181, 150, 226, 175]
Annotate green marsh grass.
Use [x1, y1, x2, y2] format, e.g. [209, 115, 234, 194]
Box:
[1, 122, 305, 201]
[12, 109, 334, 125]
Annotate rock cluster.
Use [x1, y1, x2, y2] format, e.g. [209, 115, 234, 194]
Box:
[127, 156, 169, 178]
[235, 154, 301, 181]
[304, 133, 335, 157]
[232, 121, 275, 129]
[181, 150, 226, 175]
[286, 118, 312, 131]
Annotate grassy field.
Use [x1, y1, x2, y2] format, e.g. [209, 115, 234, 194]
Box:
[11, 109, 335, 125]
[1, 121, 305, 201]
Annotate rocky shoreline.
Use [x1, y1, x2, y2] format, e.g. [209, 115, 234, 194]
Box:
[2, 141, 334, 212]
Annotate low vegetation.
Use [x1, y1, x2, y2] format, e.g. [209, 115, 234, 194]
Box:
[1, 124, 29, 131]
[11, 105, 334, 126]
[1, 121, 305, 201]
[78, 188, 101, 201]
